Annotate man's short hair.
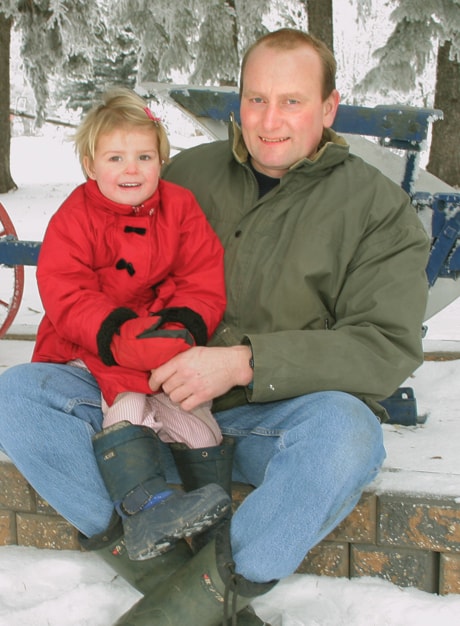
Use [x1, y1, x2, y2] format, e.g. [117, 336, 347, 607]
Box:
[239, 28, 337, 101]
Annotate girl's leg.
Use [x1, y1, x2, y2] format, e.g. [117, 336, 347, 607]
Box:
[148, 393, 222, 447]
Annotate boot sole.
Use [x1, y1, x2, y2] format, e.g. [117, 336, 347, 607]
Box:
[125, 495, 231, 561]
[130, 501, 230, 560]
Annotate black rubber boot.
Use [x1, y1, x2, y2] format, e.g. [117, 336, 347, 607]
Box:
[78, 512, 193, 596]
[115, 521, 277, 626]
[170, 436, 235, 496]
[170, 435, 235, 550]
[92, 421, 231, 561]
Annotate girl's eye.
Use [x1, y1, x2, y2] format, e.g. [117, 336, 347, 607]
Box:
[109, 155, 121, 162]
[139, 154, 151, 161]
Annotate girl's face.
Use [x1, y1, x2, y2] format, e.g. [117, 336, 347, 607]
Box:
[83, 126, 161, 206]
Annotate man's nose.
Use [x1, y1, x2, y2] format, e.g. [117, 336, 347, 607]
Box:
[261, 102, 282, 130]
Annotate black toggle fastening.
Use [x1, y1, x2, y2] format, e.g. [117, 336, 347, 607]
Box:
[116, 258, 135, 276]
[124, 226, 147, 235]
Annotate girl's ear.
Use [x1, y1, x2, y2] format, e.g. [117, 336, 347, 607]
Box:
[83, 155, 96, 180]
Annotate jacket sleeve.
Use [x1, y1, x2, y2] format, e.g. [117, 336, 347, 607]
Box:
[245, 204, 430, 407]
[36, 196, 129, 356]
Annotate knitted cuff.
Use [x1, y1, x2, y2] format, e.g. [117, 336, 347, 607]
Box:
[153, 307, 208, 346]
[97, 307, 138, 366]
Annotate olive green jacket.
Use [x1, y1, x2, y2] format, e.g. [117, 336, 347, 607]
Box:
[162, 120, 430, 419]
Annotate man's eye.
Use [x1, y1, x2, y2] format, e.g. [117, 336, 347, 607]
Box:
[287, 99, 300, 105]
[251, 97, 264, 104]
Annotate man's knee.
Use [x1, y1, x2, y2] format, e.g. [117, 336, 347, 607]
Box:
[0, 363, 31, 401]
[292, 391, 385, 466]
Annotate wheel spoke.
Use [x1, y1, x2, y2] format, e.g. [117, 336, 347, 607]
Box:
[0, 202, 25, 338]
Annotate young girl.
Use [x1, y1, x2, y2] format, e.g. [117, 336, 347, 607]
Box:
[32, 88, 232, 561]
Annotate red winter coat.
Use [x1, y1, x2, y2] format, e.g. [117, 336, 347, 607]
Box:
[32, 178, 226, 404]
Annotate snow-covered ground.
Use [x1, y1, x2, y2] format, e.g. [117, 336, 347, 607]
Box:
[1, 126, 460, 625]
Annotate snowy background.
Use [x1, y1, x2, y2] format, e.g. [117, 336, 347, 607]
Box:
[1, 2, 460, 624]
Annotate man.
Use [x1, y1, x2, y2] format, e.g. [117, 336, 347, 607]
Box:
[117, 28, 430, 624]
[0, 28, 429, 626]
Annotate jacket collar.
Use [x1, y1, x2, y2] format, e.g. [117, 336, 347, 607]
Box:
[84, 178, 161, 216]
[229, 113, 350, 174]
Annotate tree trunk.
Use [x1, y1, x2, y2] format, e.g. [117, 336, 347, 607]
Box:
[305, 0, 334, 52]
[427, 41, 460, 188]
[0, 13, 17, 193]
[220, 0, 238, 86]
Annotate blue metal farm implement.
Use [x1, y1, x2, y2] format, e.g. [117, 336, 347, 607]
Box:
[1, 86, 460, 424]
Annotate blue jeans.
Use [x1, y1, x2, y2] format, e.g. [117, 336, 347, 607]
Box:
[0, 362, 385, 583]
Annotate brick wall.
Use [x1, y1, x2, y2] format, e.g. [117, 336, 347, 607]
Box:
[1, 459, 459, 595]
[0, 460, 80, 550]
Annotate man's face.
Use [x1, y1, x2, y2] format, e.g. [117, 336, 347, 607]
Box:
[240, 43, 340, 178]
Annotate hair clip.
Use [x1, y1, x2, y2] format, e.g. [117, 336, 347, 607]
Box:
[144, 107, 161, 124]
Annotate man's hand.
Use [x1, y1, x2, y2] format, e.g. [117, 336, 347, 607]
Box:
[148, 345, 253, 411]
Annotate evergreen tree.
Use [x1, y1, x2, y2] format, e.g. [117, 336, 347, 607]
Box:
[57, 24, 138, 114]
[0, 0, 104, 192]
[355, 0, 460, 187]
[114, 0, 274, 86]
[113, 0, 200, 82]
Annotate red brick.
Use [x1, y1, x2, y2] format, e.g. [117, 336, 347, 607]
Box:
[351, 544, 438, 593]
[439, 553, 460, 595]
[35, 493, 61, 515]
[17, 513, 79, 550]
[0, 461, 35, 512]
[298, 541, 349, 577]
[378, 495, 460, 552]
[0, 511, 16, 546]
[327, 492, 376, 543]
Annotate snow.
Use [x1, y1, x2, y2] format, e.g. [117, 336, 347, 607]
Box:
[1, 127, 460, 624]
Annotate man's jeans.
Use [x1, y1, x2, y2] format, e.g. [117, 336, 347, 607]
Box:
[0, 362, 385, 583]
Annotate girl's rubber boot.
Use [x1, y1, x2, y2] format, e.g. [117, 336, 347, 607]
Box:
[115, 520, 277, 626]
[170, 436, 235, 496]
[92, 421, 231, 561]
[78, 512, 193, 596]
[170, 436, 235, 552]
[170, 437, 272, 625]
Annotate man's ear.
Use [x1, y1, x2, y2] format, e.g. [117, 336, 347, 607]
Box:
[323, 89, 340, 129]
[83, 155, 96, 180]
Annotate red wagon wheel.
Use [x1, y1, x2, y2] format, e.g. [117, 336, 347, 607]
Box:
[0, 202, 25, 338]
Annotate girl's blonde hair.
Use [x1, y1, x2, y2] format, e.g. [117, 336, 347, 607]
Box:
[74, 87, 170, 174]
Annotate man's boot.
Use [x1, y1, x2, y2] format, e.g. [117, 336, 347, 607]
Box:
[115, 520, 277, 626]
[78, 512, 192, 596]
[170, 438, 271, 625]
[92, 421, 231, 561]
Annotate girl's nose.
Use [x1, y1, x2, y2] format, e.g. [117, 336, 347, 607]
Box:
[124, 158, 138, 173]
